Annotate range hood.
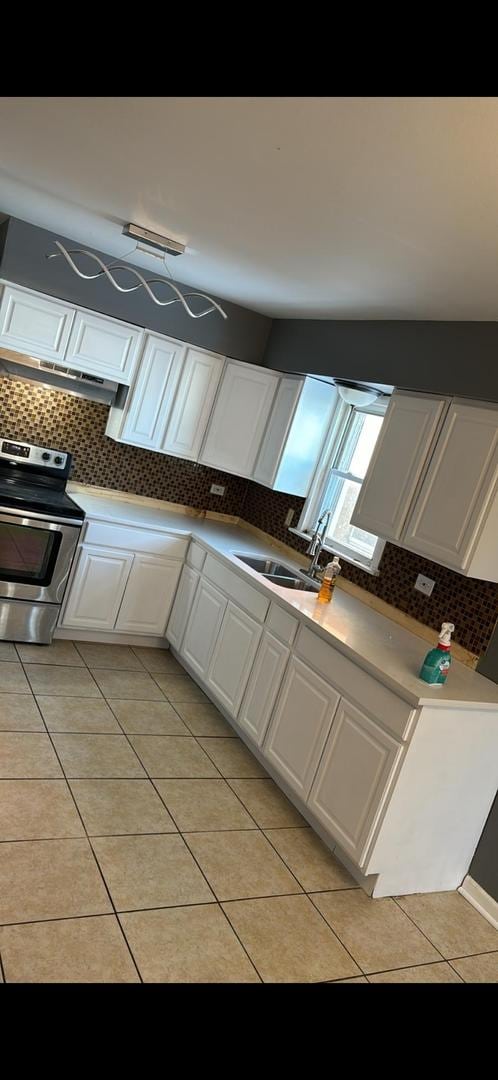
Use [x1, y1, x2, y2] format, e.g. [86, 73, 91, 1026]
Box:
[0, 347, 120, 405]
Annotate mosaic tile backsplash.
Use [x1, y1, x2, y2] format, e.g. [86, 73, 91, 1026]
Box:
[1, 376, 497, 656]
[0, 378, 248, 516]
[241, 480, 498, 658]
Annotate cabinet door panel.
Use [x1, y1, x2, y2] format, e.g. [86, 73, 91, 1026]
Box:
[403, 401, 498, 569]
[263, 658, 340, 799]
[166, 565, 200, 650]
[206, 602, 262, 716]
[253, 377, 302, 488]
[200, 362, 278, 476]
[239, 630, 289, 745]
[61, 546, 133, 630]
[181, 580, 227, 678]
[0, 284, 75, 362]
[308, 698, 402, 865]
[120, 335, 184, 449]
[66, 310, 143, 383]
[351, 392, 448, 541]
[115, 556, 181, 635]
[163, 348, 224, 460]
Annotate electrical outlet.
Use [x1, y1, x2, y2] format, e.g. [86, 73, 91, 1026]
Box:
[210, 484, 225, 496]
[284, 508, 294, 527]
[414, 573, 435, 597]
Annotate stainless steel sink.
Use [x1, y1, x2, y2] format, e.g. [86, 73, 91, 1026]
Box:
[232, 555, 298, 576]
[263, 573, 320, 592]
[232, 553, 320, 592]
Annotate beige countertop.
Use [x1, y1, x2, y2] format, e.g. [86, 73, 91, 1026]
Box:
[68, 482, 498, 711]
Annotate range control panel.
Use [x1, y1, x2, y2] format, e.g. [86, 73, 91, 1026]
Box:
[0, 439, 67, 469]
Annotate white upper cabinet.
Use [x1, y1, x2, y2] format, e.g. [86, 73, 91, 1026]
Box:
[0, 282, 144, 384]
[253, 377, 303, 488]
[200, 360, 279, 477]
[0, 283, 75, 362]
[351, 391, 448, 542]
[163, 347, 225, 460]
[352, 389, 498, 579]
[403, 400, 498, 576]
[253, 376, 337, 497]
[65, 309, 144, 384]
[109, 334, 185, 449]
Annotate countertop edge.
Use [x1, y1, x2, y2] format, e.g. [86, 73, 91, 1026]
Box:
[67, 484, 498, 712]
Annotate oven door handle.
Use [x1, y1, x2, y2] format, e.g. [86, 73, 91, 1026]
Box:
[0, 505, 83, 528]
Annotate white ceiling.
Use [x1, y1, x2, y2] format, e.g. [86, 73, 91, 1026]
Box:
[1, 96, 498, 320]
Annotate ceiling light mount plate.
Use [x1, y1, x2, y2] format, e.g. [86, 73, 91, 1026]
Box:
[122, 223, 185, 257]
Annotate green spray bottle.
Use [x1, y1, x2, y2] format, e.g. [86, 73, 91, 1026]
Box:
[419, 622, 455, 685]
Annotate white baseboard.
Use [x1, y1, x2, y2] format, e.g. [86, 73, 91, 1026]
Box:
[55, 628, 169, 648]
[458, 875, 498, 929]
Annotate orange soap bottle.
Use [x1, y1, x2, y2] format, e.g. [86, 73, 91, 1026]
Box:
[317, 557, 342, 603]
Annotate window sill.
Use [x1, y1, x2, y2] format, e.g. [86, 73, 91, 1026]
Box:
[288, 527, 381, 577]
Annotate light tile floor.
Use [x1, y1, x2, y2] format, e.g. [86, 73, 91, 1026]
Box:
[1, 640, 497, 984]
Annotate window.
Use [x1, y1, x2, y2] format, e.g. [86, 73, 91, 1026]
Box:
[295, 397, 387, 573]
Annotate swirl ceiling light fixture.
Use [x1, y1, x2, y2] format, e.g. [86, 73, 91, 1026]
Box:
[46, 223, 228, 320]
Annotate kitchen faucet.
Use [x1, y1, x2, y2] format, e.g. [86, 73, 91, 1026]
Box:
[305, 508, 332, 579]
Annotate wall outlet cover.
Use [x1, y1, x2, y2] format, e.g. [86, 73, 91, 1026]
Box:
[414, 573, 435, 597]
[210, 484, 225, 496]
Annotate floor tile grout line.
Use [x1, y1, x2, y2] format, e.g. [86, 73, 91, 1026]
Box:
[102, 692, 263, 983]
[361, 956, 467, 978]
[304, 891, 368, 977]
[118, 678, 314, 899]
[23, 686, 145, 986]
[0, 950, 5, 983]
[73, 639, 148, 674]
[104, 700, 224, 779]
[391, 895, 448, 963]
[5, 646, 495, 981]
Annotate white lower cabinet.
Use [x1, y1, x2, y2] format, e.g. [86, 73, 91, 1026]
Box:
[205, 602, 262, 716]
[238, 630, 290, 745]
[307, 698, 403, 865]
[115, 555, 181, 635]
[166, 565, 200, 650]
[61, 546, 133, 630]
[263, 657, 340, 800]
[181, 579, 227, 678]
[62, 543, 181, 636]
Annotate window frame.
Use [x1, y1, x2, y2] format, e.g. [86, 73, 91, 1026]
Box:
[291, 395, 388, 575]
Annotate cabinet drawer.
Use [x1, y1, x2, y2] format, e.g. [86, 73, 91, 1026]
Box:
[186, 541, 206, 572]
[295, 626, 415, 741]
[265, 602, 298, 645]
[203, 553, 269, 622]
[83, 519, 188, 559]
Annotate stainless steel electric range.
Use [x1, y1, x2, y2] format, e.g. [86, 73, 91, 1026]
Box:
[0, 438, 85, 644]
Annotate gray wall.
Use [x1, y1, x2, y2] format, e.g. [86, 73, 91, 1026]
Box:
[469, 795, 498, 902]
[263, 318, 498, 402]
[0, 217, 272, 366]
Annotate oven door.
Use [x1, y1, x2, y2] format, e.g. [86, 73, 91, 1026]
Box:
[0, 507, 82, 604]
